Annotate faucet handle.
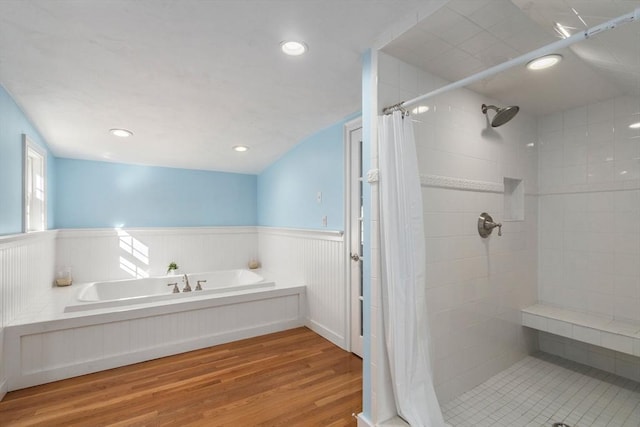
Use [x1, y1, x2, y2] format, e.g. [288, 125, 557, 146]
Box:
[167, 283, 179, 293]
[195, 280, 206, 291]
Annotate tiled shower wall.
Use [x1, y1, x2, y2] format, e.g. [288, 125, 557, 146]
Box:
[537, 96, 640, 322]
[536, 96, 640, 377]
[378, 52, 538, 403]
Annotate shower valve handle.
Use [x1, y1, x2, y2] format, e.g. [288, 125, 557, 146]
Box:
[485, 220, 502, 236]
[491, 222, 503, 236]
[478, 212, 502, 238]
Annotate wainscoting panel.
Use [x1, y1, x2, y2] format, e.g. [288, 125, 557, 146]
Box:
[6, 288, 305, 390]
[258, 228, 347, 349]
[56, 227, 259, 283]
[0, 231, 57, 398]
[2, 227, 344, 394]
[0, 232, 57, 326]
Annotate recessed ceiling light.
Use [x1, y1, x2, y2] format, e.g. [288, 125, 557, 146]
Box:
[233, 145, 249, 152]
[109, 128, 133, 138]
[280, 40, 307, 56]
[629, 122, 640, 129]
[411, 105, 430, 114]
[526, 54, 563, 71]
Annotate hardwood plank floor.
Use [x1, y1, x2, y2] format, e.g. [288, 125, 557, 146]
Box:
[0, 327, 362, 427]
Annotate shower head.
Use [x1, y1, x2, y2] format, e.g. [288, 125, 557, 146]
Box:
[482, 104, 520, 127]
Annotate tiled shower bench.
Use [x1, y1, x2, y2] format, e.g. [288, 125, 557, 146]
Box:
[522, 304, 640, 357]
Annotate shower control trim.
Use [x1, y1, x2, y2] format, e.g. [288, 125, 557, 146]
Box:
[478, 212, 502, 238]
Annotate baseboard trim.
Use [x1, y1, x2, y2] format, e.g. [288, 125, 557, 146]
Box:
[0, 378, 7, 401]
[306, 318, 346, 350]
[379, 415, 410, 426]
[356, 413, 374, 427]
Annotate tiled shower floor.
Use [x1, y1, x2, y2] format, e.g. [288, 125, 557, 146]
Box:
[442, 353, 640, 427]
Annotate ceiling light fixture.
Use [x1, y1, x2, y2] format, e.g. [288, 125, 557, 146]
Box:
[233, 145, 249, 152]
[280, 40, 308, 56]
[629, 122, 640, 129]
[526, 54, 563, 71]
[554, 22, 572, 39]
[109, 128, 133, 138]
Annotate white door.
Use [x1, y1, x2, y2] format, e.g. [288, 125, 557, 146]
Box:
[347, 123, 364, 357]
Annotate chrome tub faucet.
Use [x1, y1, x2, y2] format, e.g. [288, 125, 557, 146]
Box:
[182, 274, 192, 292]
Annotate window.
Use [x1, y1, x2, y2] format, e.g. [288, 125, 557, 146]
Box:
[23, 135, 46, 232]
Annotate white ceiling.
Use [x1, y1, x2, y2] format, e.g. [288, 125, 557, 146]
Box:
[4, 1, 639, 175]
[0, 0, 430, 174]
[381, 0, 640, 116]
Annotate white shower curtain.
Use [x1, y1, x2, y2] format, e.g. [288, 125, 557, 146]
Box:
[378, 111, 446, 427]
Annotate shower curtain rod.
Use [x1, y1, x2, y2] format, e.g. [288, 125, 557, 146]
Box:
[382, 8, 640, 115]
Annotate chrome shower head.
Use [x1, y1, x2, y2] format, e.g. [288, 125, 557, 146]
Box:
[482, 104, 520, 127]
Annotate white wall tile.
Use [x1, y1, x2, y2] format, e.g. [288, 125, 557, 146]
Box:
[564, 106, 588, 128]
[539, 113, 563, 133]
[537, 95, 640, 341]
[588, 99, 615, 124]
[564, 164, 588, 185]
[572, 325, 601, 346]
[380, 54, 539, 404]
[380, 53, 640, 407]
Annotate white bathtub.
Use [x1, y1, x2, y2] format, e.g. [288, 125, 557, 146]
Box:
[65, 269, 275, 312]
[7, 269, 305, 391]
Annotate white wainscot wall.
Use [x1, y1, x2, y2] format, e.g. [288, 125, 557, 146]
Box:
[258, 227, 347, 350]
[0, 231, 57, 398]
[2, 226, 346, 393]
[56, 227, 259, 283]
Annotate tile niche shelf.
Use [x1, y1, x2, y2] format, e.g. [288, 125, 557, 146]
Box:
[503, 177, 524, 221]
[522, 304, 640, 357]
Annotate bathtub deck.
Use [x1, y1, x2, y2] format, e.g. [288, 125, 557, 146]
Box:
[4, 276, 307, 391]
[0, 327, 362, 426]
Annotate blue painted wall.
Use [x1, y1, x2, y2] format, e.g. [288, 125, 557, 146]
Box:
[0, 85, 56, 235]
[1, 81, 355, 233]
[54, 159, 257, 228]
[257, 113, 358, 231]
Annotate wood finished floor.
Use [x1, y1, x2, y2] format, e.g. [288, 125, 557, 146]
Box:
[0, 327, 362, 427]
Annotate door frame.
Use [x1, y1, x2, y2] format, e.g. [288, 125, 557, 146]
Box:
[344, 117, 363, 356]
